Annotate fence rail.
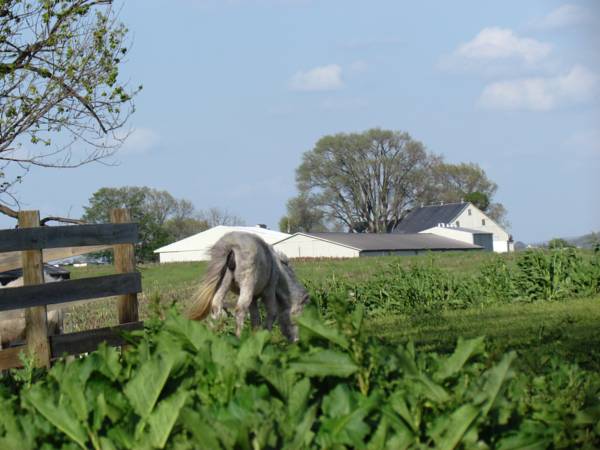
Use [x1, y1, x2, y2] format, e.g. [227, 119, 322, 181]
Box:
[0, 223, 138, 252]
[0, 209, 141, 370]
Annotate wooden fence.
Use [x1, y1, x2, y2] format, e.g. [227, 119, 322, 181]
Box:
[0, 209, 142, 370]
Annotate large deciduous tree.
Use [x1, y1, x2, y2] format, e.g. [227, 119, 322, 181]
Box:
[0, 0, 139, 219]
[291, 129, 508, 233]
[296, 129, 436, 233]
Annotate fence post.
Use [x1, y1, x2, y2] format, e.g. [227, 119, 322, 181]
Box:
[110, 209, 139, 323]
[20, 210, 51, 368]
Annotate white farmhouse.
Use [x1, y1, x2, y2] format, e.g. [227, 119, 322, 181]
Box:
[393, 202, 513, 253]
[154, 225, 290, 263]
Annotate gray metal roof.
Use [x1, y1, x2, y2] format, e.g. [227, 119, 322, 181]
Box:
[393, 203, 469, 233]
[302, 232, 482, 251]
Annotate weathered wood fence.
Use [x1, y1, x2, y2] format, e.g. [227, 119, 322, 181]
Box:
[0, 209, 142, 370]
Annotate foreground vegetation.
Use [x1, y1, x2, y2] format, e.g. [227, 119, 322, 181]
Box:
[0, 249, 599, 448]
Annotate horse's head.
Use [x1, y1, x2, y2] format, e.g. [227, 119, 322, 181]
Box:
[277, 252, 309, 316]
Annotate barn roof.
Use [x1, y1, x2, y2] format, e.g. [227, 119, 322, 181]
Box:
[277, 232, 482, 252]
[154, 225, 290, 253]
[393, 202, 469, 233]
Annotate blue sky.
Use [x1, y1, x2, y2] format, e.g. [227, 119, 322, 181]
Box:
[3, 0, 599, 242]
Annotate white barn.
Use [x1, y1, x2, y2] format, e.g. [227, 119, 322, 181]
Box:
[273, 232, 483, 259]
[154, 225, 291, 263]
[394, 202, 513, 253]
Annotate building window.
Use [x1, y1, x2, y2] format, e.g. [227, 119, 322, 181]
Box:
[482, 219, 486, 226]
[468, 209, 472, 216]
[456, 221, 460, 227]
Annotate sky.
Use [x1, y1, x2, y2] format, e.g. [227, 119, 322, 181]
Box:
[2, 0, 599, 243]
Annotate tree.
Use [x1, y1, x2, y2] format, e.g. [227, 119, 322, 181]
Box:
[422, 162, 508, 226]
[164, 217, 209, 242]
[279, 194, 326, 233]
[547, 238, 573, 249]
[0, 0, 139, 219]
[296, 129, 436, 233]
[82, 187, 196, 261]
[291, 129, 509, 233]
[199, 207, 245, 227]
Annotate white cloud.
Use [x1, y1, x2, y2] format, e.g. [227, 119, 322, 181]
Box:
[456, 27, 551, 64]
[478, 65, 599, 111]
[531, 4, 592, 29]
[289, 64, 343, 92]
[120, 127, 160, 155]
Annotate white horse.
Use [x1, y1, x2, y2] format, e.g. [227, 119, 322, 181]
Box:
[188, 232, 309, 341]
[0, 272, 64, 349]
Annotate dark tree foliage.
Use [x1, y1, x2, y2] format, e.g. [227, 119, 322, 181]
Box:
[83, 187, 195, 261]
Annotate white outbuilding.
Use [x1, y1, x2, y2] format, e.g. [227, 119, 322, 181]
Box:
[154, 225, 291, 263]
[273, 232, 483, 259]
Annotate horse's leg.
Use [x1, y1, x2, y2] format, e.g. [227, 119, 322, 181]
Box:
[262, 287, 278, 331]
[235, 275, 255, 338]
[276, 294, 298, 342]
[211, 269, 233, 319]
[249, 298, 261, 330]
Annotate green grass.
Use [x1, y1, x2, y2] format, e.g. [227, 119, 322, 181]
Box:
[62, 253, 600, 372]
[367, 296, 600, 371]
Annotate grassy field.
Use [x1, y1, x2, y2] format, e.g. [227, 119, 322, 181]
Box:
[63, 251, 600, 372]
[4, 251, 599, 448]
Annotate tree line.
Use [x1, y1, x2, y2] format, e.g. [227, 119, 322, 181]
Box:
[82, 187, 244, 261]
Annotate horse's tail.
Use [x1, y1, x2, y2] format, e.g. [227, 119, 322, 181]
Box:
[188, 248, 235, 321]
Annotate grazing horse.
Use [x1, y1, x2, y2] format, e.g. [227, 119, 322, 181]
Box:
[188, 232, 309, 341]
[0, 272, 64, 349]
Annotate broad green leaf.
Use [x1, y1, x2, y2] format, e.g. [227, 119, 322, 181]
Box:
[0, 401, 34, 450]
[296, 306, 349, 349]
[290, 349, 358, 378]
[236, 330, 270, 371]
[389, 392, 418, 433]
[381, 406, 414, 449]
[431, 404, 480, 450]
[395, 349, 419, 377]
[367, 415, 388, 450]
[164, 315, 215, 351]
[260, 366, 296, 400]
[288, 377, 311, 419]
[179, 408, 222, 450]
[60, 369, 88, 422]
[434, 337, 485, 381]
[283, 404, 317, 450]
[416, 374, 450, 403]
[145, 391, 188, 449]
[476, 351, 516, 417]
[25, 386, 88, 449]
[318, 390, 378, 450]
[321, 384, 352, 417]
[351, 303, 365, 332]
[124, 351, 181, 418]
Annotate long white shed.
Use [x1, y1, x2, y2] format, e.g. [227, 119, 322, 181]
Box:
[273, 232, 483, 259]
[154, 226, 290, 262]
